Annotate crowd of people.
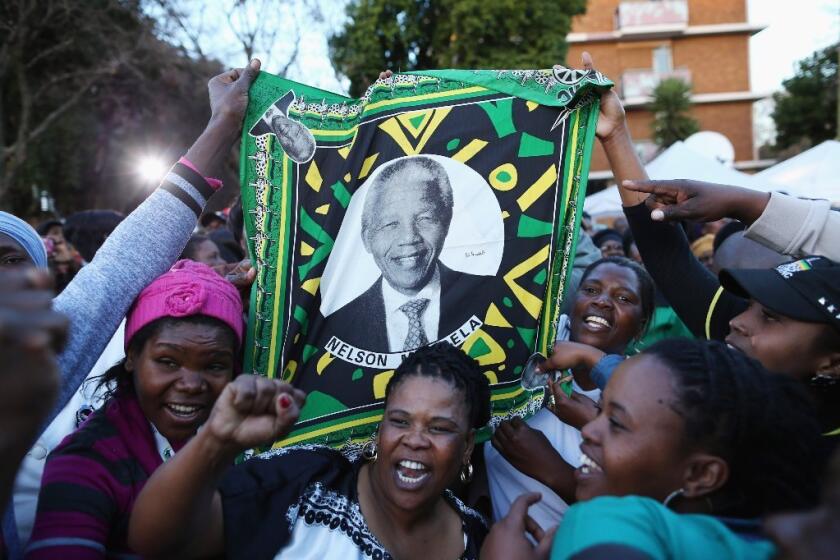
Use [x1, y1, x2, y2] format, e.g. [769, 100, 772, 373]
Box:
[0, 52, 838, 559]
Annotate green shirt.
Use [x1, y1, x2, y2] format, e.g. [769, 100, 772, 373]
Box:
[626, 305, 694, 355]
[551, 496, 775, 560]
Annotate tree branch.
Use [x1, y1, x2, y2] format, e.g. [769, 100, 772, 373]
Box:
[25, 38, 75, 70]
[8, 62, 118, 158]
[278, 21, 301, 76]
[154, 0, 207, 59]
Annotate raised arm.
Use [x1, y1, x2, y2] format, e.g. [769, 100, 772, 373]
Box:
[621, 179, 840, 262]
[579, 53, 649, 206]
[620, 179, 769, 224]
[49, 61, 260, 429]
[582, 53, 745, 339]
[128, 375, 305, 559]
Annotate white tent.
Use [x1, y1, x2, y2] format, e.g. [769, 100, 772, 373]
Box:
[584, 141, 768, 216]
[753, 140, 840, 203]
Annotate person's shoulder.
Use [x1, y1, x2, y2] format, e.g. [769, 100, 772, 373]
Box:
[550, 497, 669, 560]
[220, 447, 358, 559]
[444, 489, 488, 529]
[555, 496, 775, 560]
[571, 495, 663, 515]
[40, 402, 131, 498]
[443, 490, 488, 558]
[221, 445, 351, 498]
[48, 401, 122, 461]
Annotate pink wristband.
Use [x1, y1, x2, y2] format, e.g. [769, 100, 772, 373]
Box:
[179, 157, 223, 191]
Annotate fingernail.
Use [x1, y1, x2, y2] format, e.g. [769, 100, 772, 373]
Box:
[279, 394, 291, 408]
[250, 59, 260, 69]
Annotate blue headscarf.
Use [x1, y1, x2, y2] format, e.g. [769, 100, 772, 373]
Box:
[0, 211, 48, 268]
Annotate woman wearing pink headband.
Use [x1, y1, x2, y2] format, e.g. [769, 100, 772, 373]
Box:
[26, 260, 243, 559]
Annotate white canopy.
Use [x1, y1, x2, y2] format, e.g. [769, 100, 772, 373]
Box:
[753, 140, 840, 203]
[584, 141, 767, 216]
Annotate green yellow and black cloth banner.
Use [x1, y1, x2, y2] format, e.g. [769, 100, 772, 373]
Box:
[240, 68, 612, 454]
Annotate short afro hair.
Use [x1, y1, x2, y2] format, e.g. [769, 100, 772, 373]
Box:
[385, 342, 490, 430]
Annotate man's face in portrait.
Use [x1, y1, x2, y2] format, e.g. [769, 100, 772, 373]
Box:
[363, 173, 450, 296]
[270, 114, 315, 163]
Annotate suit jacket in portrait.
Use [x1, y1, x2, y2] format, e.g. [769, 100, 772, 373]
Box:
[326, 263, 488, 352]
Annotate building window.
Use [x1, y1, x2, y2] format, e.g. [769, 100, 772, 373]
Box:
[652, 45, 673, 74]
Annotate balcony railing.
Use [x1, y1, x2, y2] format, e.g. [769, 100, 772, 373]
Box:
[616, 0, 689, 31]
[621, 68, 692, 99]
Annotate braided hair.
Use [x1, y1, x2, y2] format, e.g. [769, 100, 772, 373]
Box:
[645, 338, 821, 517]
[579, 256, 656, 337]
[385, 342, 491, 430]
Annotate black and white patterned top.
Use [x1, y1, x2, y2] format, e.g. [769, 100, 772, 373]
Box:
[220, 446, 488, 560]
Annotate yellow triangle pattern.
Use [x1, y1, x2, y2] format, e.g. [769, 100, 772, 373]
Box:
[359, 153, 379, 179]
[338, 146, 351, 159]
[301, 277, 321, 295]
[305, 160, 323, 192]
[315, 204, 330, 215]
[378, 107, 452, 156]
[300, 241, 315, 256]
[526, 101, 540, 112]
[396, 110, 433, 138]
[343, 172, 352, 182]
[484, 302, 513, 328]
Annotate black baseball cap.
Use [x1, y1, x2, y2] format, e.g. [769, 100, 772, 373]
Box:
[719, 256, 840, 332]
[592, 228, 623, 248]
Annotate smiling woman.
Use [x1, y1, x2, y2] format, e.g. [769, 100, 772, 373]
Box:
[482, 339, 824, 560]
[547, 339, 823, 559]
[484, 256, 655, 529]
[25, 260, 243, 559]
[126, 342, 491, 560]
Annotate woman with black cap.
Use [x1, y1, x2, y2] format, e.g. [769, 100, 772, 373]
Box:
[577, 53, 840, 445]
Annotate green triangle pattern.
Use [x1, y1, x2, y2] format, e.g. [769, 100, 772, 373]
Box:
[518, 132, 555, 158]
[516, 327, 537, 349]
[408, 114, 425, 130]
[467, 337, 492, 359]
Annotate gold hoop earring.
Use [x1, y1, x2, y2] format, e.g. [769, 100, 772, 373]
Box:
[362, 440, 378, 462]
[459, 462, 473, 484]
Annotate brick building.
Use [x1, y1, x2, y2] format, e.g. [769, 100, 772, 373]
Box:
[567, 0, 768, 179]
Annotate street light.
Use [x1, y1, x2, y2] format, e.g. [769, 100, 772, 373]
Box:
[135, 155, 169, 184]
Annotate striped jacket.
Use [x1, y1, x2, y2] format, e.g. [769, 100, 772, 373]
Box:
[25, 391, 178, 559]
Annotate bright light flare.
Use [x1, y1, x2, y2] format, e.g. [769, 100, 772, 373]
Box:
[135, 155, 169, 184]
